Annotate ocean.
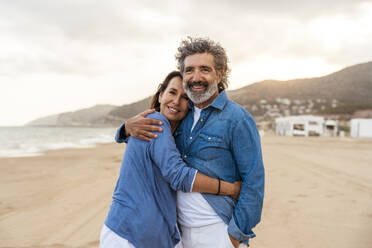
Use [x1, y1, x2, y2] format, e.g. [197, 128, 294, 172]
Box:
[0, 126, 117, 158]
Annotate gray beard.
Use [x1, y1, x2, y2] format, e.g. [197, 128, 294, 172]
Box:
[183, 81, 218, 105]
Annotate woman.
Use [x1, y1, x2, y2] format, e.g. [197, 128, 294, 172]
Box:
[100, 71, 240, 248]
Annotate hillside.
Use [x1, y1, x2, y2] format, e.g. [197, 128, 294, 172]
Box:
[104, 97, 152, 126]
[27, 61, 372, 126]
[27, 104, 117, 127]
[227, 61, 372, 120]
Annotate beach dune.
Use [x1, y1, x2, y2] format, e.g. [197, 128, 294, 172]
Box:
[1, 136, 372, 248]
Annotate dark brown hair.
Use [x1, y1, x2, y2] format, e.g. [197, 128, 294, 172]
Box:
[150, 71, 183, 112]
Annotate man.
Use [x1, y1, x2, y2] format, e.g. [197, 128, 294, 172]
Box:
[123, 37, 264, 247]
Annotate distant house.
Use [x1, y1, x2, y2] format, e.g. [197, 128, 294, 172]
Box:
[324, 120, 338, 137]
[350, 119, 372, 138]
[275, 115, 324, 136]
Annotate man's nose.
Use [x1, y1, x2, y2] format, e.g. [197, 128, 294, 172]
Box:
[191, 70, 202, 82]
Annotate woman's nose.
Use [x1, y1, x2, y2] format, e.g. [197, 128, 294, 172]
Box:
[173, 95, 181, 105]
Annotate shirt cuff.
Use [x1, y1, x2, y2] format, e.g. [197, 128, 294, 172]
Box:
[189, 170, 198, 192]
[227, 216, 256, 241]
[115, 122, 130, 143]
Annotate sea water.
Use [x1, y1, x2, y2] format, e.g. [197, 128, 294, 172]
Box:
[0, 126, 117, 158]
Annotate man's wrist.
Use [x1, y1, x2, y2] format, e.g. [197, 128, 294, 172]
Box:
[119, 123, 129, 139]
[124, 126, 130, 137]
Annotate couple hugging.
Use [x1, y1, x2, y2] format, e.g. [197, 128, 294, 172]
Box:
[100, 37, 265, 248]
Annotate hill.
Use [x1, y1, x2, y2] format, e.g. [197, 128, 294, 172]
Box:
[27, 61, 372, 126]
[226, 61, 372, 120]
[27, 104, 117, 127]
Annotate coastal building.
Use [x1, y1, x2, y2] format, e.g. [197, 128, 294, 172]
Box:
[275, 115, 324, 136]
[350, 118, 372, 138]
[323, 120, 338, 137]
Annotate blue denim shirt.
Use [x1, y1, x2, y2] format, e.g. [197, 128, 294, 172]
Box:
[105, 112, 197, 248]
[175, 90, 265, 243]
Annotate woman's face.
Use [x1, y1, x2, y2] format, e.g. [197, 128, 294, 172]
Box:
[159, 76, 189, 123]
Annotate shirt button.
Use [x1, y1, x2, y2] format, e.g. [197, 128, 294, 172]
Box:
[189, 136, 193, 140]
[200, 118, 204, 122]
[184, 154, 187, 158]
[208, 137, 211, 140]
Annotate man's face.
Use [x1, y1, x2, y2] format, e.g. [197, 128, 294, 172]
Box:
[182, 53, 221, 108]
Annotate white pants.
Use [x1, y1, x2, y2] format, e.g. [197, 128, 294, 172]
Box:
[100, 224, 184, 248]
[180, 222, 237, 248]
[99, 224, 135, 248]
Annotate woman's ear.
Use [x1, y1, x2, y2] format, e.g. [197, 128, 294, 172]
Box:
[158, 91, 163, 104]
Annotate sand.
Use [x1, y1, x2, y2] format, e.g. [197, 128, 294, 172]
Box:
[1, 135, 372, 248]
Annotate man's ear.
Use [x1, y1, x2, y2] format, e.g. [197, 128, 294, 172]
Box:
[217, 70, 223, 83]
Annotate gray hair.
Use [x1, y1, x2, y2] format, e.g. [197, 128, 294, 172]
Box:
[175, 37, 230, 92]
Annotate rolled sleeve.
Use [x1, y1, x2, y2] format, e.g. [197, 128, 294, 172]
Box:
[228, 216, 256, 240]
[228, 115, 265, 241]
[115, 122, 130, 143]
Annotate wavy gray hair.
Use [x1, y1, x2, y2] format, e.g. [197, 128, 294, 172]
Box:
[175, 37, 230, 92]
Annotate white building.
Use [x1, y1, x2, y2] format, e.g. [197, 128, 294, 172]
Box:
[275, 115, 324, 136]
[350, 119, 372, 138]
[324, 120, 338, 137]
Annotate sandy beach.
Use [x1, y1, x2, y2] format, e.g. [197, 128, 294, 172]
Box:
[1, 135, 372, 248]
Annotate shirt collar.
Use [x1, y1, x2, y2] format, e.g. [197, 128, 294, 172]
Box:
[209, 90, 227, 110]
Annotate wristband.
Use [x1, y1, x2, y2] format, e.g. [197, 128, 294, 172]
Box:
[216, 179, 221, 195]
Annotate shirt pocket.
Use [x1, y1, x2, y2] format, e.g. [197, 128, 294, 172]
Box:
[197, 133, 229, 160]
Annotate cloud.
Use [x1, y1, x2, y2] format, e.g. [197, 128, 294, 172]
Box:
[1, 0, 372, 125]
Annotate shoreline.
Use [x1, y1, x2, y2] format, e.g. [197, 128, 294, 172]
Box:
[0, 142, 115, 159]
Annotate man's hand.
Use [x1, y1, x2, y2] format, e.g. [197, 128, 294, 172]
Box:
[125, 109, 163, 142]
[229, 234, 240, 248]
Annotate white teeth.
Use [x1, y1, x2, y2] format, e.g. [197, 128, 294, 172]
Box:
[192, 86, 205, 90]
[168, 106, 179, 113]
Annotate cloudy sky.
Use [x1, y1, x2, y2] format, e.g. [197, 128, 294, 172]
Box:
[1, 0, 372, 126]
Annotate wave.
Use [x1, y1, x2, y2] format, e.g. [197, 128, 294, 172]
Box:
[0, 127, 116, 158]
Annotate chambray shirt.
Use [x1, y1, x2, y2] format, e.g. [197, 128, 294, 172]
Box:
[105, 112, 197, 248]
[175, 90, 265, 243]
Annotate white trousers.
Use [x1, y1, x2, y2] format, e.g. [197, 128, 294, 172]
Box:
[99, 224, 135, 248]
[180, 222, 237, 248]
[100, 224, 184, 248]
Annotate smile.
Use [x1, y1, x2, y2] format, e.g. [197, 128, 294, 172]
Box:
[188, 81, 208, 92]
[168, 106, 180, 113]
[191, 85, 206, 91]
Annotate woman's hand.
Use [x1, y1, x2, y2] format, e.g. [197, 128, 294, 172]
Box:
[229, 234, 240, 248]
[230, 181, 241, 200]
[221, 180, 241, 200]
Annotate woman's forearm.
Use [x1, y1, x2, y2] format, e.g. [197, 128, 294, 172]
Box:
[192, 173, 241, 200]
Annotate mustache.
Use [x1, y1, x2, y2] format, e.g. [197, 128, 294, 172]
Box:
[187, 81, 209, 88]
